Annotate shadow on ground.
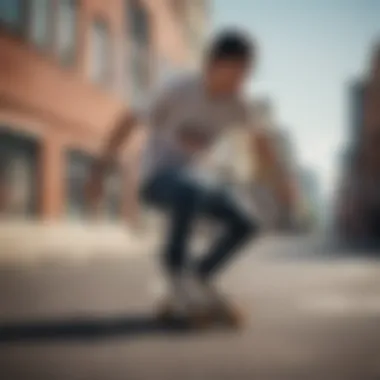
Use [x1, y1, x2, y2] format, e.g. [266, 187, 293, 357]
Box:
[321, 238, 380, 257]
[0, 315, 211, 343]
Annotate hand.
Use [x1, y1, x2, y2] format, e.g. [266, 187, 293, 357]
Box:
[85, 170, 104, 210]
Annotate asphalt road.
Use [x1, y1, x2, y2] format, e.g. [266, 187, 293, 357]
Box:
[0, 235, 379, 380]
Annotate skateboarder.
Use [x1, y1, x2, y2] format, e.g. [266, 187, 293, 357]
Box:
[88, 30, 261, 326]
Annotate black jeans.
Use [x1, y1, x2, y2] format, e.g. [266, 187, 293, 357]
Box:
[141, 168, 260, 281]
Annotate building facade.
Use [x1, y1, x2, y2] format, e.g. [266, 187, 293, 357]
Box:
[172, 0, 210, 67]
[336, 42, 380, 239]
[0, 0, 208, 222]
[296, 167, 321, 230]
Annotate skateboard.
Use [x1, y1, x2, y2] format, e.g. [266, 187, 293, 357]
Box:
[156, 298, 245, 330]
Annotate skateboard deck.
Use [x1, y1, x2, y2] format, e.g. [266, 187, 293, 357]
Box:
[155, 300, 246, 330]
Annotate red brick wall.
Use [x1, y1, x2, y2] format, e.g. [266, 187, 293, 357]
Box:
[0, 33, 125, 138]
[0, 0, 189, 220]
[363, 85, 380, 136]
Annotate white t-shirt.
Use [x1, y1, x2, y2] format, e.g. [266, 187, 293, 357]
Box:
[139, 73, 251, 183]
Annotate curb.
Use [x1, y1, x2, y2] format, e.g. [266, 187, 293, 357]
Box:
[0, 222, 160, 266]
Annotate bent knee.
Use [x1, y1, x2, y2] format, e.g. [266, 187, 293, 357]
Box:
[233, 213, 261, 237]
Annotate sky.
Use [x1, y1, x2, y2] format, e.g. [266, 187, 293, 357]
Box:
[212, 0, 380, 198]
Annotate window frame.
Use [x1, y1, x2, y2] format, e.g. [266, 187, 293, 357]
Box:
[27, 0, 55, 51]
[0, 0, 28, 35]
[0, 127, 40, 218]
[65, 150, 123, 220]
[0, 0, 79, 67]
[89, 16, 113, 87]
[125, 0, 152, 106]
[65, 150, 94, 220]
[55, 0, 79, 66]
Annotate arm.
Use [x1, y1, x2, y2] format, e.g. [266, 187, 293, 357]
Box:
[87, 111, 139, 204]
[241, 102, 294, 206]
[94, 112, 138, 178]
[88, 76, 181, 204]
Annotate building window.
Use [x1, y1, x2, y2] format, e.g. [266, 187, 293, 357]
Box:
[89, 18, 112, 86]
[66, 151, 93, 219]
[126, 0, 151, 107]
[0, 0, 25, 31]
[28, 0, 53, 49]
[66, 151, 123, 220]
[56, 0, 77, 65]
[130, 44, 151, 104]
[129, 0, 149, 45]
[0, 129, 39, 217]
[104, 168, 123, 220]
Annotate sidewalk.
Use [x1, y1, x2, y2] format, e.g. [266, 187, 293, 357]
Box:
[0, 218, 291, 266]
[0, 221, 161, 265]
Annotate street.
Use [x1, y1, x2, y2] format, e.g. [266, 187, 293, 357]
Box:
[0, 235, 379, 379]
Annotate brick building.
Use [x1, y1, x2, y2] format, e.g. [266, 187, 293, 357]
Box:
[0, 0, 208, 221]
[336, 42, 380, 239]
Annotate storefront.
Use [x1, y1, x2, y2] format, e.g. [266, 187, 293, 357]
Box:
[0, 128, 39, 217]
[66, 150, 92, 219]
[66, 150, 123, 220]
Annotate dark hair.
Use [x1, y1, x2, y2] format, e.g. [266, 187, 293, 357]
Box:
[208, 29, 255, 63]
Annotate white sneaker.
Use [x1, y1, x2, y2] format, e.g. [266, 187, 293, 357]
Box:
[194, 278, 245, 327]
[156, 273, 199, 317]
[170, 273, 195, 314]
[195, 279, 226, 311]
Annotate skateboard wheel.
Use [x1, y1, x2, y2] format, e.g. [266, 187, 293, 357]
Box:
[217, 303, 246, 328]
[187, 311, 215, 329]
[156, 300, 176, 320]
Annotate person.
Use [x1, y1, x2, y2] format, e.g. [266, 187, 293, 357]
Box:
[88, 29, 262, 326]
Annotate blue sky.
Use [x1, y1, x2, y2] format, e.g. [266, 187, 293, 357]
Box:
[212, 0, 380, 197]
